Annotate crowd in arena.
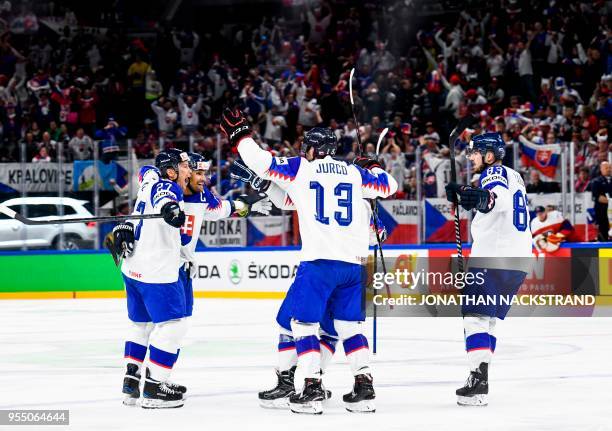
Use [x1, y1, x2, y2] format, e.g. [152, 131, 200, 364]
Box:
[0, 0, 610, 203]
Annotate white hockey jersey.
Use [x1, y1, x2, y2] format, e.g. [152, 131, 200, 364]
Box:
[530, 210, 565, 237]
[180, 187, 232, 265]
[238, 137, 398, 264]
[470, 165, 533, 261]
[121, 170, 185, 284]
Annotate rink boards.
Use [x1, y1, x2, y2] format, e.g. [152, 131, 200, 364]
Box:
[0, 243, 610, 300]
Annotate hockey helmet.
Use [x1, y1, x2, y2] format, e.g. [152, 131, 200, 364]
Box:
[301, 127, 338, 158]
[467, 132, 506, 162]
[155, 148, 190, 178]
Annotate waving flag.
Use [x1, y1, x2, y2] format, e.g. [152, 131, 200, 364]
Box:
[519, 138, 561, 180]
[248, 216, 291, 246]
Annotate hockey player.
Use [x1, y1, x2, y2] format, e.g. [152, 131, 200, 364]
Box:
[530, 205, 577, 253]
[179, 153, 272, 321]
[112, 149, 191, 409]
[445, 132, 532, 407]
[230, 158, 388, 411]
[220, 108, 398, 415]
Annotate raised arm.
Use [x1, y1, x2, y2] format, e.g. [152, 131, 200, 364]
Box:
[220, 108, 301, 190]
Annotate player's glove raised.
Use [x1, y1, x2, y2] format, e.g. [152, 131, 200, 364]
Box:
[112, 222, 135, 258]
[353, 156, 382, 170]
[445, 182, 495, 213]
[232, 193, 273, 217]
[161, 201, 186, 228]
[229, 158, 271, 192]
[220, 108, 252, 147]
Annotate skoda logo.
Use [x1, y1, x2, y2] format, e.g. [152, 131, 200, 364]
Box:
[229, 260, 242, 284]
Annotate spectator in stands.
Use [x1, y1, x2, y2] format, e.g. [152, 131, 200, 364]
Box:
[32, 146, 51, 163]
[526, 169, 559, 194]
[590, 161, 611, 241]
[150, 97, 178, 134]
[575, 167, 591, 192]
[68, 128, 93, 161]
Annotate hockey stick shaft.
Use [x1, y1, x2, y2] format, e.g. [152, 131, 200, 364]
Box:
[447, 116, 477, 273]
[349, 68, 392, 353]
[0, 205, 164, 226]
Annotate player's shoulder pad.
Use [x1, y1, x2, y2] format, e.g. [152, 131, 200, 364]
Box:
[150, 179, 183, 206]
[479, 165, 508, 190]
[354, 165, 391, 194]
[201, 186, 222, 210]
[267, 156, 302, 181]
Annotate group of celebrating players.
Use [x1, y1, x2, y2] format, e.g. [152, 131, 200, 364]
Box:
[109, 107, 532, 413]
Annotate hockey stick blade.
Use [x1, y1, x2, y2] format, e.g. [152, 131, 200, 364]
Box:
[349, 68, 355, 106]
[376, 128, 389, 155]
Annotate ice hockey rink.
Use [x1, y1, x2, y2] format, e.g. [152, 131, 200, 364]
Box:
[1, 298, 611, 431]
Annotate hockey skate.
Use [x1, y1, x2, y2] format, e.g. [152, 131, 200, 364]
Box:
[141, 369, 184, 409]
[289, 378, 325, 415]
[456, 362, 489, 406]
[122, 364, 141, 406]
[258, 366, 296, 409]
[343, 373, 376, 413]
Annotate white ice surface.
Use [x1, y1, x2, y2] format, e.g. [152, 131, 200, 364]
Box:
[1, 299, 611, 431]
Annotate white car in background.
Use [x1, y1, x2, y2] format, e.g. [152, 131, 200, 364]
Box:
[0, 197, 97, 250]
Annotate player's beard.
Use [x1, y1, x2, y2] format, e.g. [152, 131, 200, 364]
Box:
[471, 158, 486, 173]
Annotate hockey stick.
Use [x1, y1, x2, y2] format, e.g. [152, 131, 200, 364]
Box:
[0, 205, 164, 226]
[349, 68, 391, 354]
[448, 116, 477, 274]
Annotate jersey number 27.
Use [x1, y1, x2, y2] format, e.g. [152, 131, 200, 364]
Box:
[310, 181, 353, 226]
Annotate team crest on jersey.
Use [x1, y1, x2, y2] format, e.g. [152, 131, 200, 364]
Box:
[276, 157, 288, 165]
[535, 150, 553, 167]
[181, 214, 196, 236]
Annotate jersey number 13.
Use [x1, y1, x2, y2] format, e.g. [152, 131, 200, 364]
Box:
[310, 181, 353, 226]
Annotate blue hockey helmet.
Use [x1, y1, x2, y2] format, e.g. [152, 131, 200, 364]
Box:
[301, 127, 338, 158]
[468, 132, 506, 162]
[155, 148, 190, 178]
[188, 152, 211, 172]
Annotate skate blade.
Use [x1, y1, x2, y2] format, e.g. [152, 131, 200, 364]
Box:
[457, 394, 488, 407]
[141, 398, 185, 409]
[259, 397, 290, 409]
[290, 401, 323, 415]
[345, 399, 376, 413]
[122, 396, 139, 407]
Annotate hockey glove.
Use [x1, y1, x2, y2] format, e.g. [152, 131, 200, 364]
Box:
[112, 222, 135, 258]
[229, 158, 271, 192]
[232, 193, 273, 217]
[353, 156, 382, 170]
[220, 108, 252, 147]
[445, 182, 495, 213]
[161, 201, 186, 228]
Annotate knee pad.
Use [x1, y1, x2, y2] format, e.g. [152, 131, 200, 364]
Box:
[290, 319, 319, 339]
[333, 319, 363, 341]
[150, 318, 188, 352]
[126, 321, 153, 346]
[463, 314, 491, 337]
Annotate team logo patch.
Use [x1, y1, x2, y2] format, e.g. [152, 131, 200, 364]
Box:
[181, 214, 196, 236]
[228, 260, 242, 284]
